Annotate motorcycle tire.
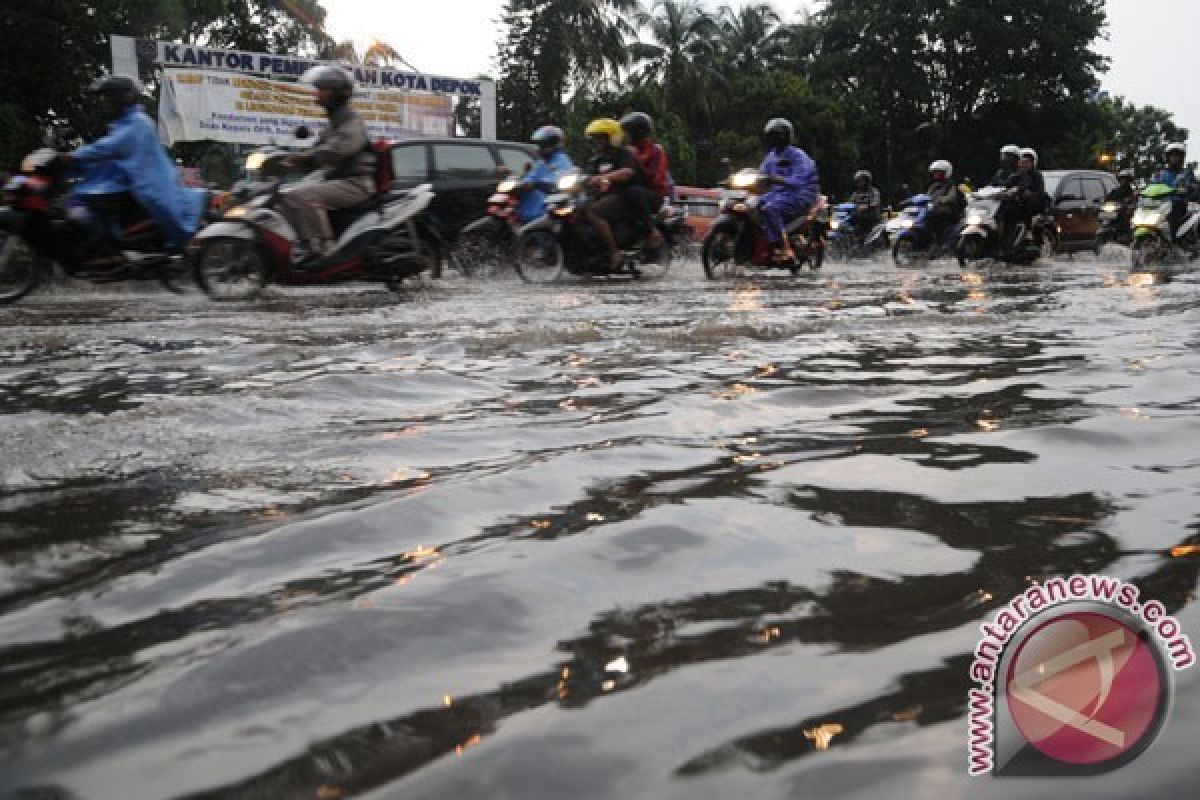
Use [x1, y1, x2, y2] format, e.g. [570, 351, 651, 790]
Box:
[0, 233, 46, 305]
[1131, 235, 1165, 270]
[514, 230, 564, 284]
[194, 237, 268, 301]
[956, 234, 986, 267]
[893, 237, 923, 268]
[449, 228, 508, 279]
[701, 229, 739, 281]
[157, 255, 195, 294]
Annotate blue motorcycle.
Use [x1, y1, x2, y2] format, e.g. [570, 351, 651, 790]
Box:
[891, 194, 961, 267]
[827, 201, 888, 260]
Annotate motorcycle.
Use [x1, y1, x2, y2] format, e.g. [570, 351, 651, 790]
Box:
[1130, 183, 1200, 269]
[514, 170, 690, 283]
[891, 194, 961, 267]
[954, 186, 1058, 267]
[1097, 196, 1136, 248]
[190, 140, 443, 300]
[450, 173, 524, 278]
[701, 168, 825, 280]
[827, 201, 888, 260]
[0, 143, 211, 304]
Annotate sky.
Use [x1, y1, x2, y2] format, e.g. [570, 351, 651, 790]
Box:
[323, 0, 1196, 148]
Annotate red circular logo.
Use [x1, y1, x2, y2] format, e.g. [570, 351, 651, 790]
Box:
[1006, 611, 1164, 766]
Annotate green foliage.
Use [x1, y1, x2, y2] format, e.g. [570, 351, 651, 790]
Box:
[1095, 97, 1190, 179]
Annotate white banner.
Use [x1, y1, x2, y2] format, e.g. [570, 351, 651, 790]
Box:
[158, 69, 454, 146]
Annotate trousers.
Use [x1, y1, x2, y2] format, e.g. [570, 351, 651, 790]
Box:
[760, 192, 810, 244]
[279, 176, 374, 246]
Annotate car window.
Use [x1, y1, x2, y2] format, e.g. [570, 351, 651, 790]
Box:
[1043, 174, 1062, 197]
[391, 145, 428, 184]
[432, 143, 498, 180]
[1058, 177, 1084, 201]
[1083, 178, 1107, 203]
[497, 146, 534, 176]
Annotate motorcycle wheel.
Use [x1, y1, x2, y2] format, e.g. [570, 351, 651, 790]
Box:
[0, 233, 45, 305]
[956, 234, 986, 267]
[449, 229, 508, 279]
[157, 256, 195, 294]
[514, 230, 563, 284]
[808, 240, 825, 270]
[893, 237, 923, 268]
[1131, 235, 1165, 269]
[1039, 229, 1059, 263]
[702, 229, 739, 280]
[194, 237, 267, 301]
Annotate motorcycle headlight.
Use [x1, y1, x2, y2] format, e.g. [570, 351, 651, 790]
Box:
[829, 219, 840, 230]
[224, 205, 248, 219]
[1132, 208, 1162, 227]
[1101, 202, 1120, 213]
[496, 179, 517, 193]
[245, 152, 267, 172]
[730, 172, 759, 190]
[557, 174, 580, 191]
[901, 219, 915, 229]
[966, 213, 985, 226]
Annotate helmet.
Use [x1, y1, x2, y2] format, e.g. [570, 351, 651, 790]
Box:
[300, 65, 354, 92]
[1117, 168, 1134, 180]
[89, 74, 143, 106]
[853, 169, 872, 185]
[1166, 142, 1186, 158]
[1019, 147, 1038, 166]
[763, 118, 794, 147]
[1000, 144, 1020, 158]
[929, 159, 953, 178]
[619, 112, 654, 143]
[531, 125, 564, 152]
[585, 118, 623, 147]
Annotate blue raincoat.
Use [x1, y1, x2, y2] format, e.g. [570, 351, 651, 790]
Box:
[518, 149, 575, 223]
[72, 105, 205, 249]
[757, 144, 820, 243]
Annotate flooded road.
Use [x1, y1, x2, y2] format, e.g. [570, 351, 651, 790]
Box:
[2, 255, 1199, 798]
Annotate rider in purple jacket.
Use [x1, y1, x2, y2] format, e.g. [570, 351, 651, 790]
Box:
[758, 118, 820, 262]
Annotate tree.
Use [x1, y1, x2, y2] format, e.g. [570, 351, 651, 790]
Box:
[1096, 97, 1190, 179]
[629, 0, 719, 120]
[715, 3, 784, 74]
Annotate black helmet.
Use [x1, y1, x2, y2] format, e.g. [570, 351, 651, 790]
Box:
[854, 169, 872, 185]
[1117, 168, 1134, 181]
[620, 112, 654, 143]
[763, 118, 793, 148]
[531, 125, 564, 152]
[300, 65, 354, 108]
[90, 74, 143, 107]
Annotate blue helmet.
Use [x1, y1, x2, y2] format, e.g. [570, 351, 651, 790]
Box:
[531, 125, 564, 153]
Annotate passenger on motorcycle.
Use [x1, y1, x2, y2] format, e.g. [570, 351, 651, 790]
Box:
[280, 66, 376, 261]
[581, 118, 643, 271]
[849, 170, 882, 236]
[65, 75, 205, 255]
[926, 159, 965, 243]
[1107, 168, 1137, 203]
[998, 148, 1047, 245]
[758, 118, 820, 263]
[620, 112, 669, 250]
[990, 144, 1021, 187]
[1150, 143, 1198, 234]
[517, 126, 574, 224]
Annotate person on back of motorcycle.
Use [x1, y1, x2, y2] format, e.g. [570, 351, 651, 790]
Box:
[620, 111, 669, 251]
[516, 126, 574, 224]
[581, 118, 643, 271]
[280, 66, 376, 261]
[990, 145, 1021, 187]
[1150, 143, 1198, 234]
[849, 170, 881, 239]
[758, 118, 820, 263]
[1107, 169, 1137, 204]
[65, 75, 205, 258]
[925, 160, 964, 244]
[999, 148, 1047, 246]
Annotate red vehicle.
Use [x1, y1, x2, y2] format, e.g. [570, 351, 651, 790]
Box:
[674, 186, 721, 241]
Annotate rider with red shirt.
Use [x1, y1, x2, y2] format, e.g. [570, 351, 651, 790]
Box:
[621, 112, 669, 249]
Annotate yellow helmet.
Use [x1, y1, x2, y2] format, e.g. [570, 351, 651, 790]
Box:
[585, 118, 623, 147]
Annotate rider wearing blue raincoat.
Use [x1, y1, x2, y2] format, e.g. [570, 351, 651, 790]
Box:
[518, 126, 574, 223]
[758, 117, 820, 261]
[69, 75, 205, 251]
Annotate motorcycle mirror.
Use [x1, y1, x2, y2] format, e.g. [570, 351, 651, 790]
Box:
[294, 125, 312, 141]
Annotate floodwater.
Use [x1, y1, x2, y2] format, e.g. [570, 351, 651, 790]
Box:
[1, 254, 1199, 799]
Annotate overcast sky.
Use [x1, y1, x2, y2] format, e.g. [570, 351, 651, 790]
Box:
[324, 0, 1196, 148]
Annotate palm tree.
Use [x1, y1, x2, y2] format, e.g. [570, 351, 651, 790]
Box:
[716, 3, 784, 73]
[537, 0, 640, 88]
[629, 0, 719, 121]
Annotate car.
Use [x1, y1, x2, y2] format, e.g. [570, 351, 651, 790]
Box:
[388, 138, 538, 242]
[674, 186, 721, 241]
[1042, 169, 1119, 253]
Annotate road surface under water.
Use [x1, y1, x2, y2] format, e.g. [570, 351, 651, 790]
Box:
[1, 253, 1199, 799]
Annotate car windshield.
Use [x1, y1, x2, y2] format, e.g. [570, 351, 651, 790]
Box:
[1043, 174, 1062, 197]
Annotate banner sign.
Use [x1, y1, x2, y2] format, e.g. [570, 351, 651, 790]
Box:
[157, 69, 454, 146]
[154, 42, 483, 96]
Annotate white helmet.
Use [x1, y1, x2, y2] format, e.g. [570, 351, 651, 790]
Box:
[1000, 144, 1020, 158]
[1166, 142, 1186, 158]
[1019, 147, 1038, 166]
[929, 159, 953, 178]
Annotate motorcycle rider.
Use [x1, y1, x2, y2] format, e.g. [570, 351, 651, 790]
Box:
[516, 125, 574, 224]
[926, 159, 964, 245]
[849, 169, 881, 240]
[1106, 168, 1137, 203]
[581, 117, 643, 271]
[1150, 143, 1198, 234]
[990, 144, 1021, 187]
[65, 75, 205, 255]
[620, 111, 670, 250]
[758, 118, 820, 263]
[999, 148, 1047, 246]
[280, 66, 376, 261]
